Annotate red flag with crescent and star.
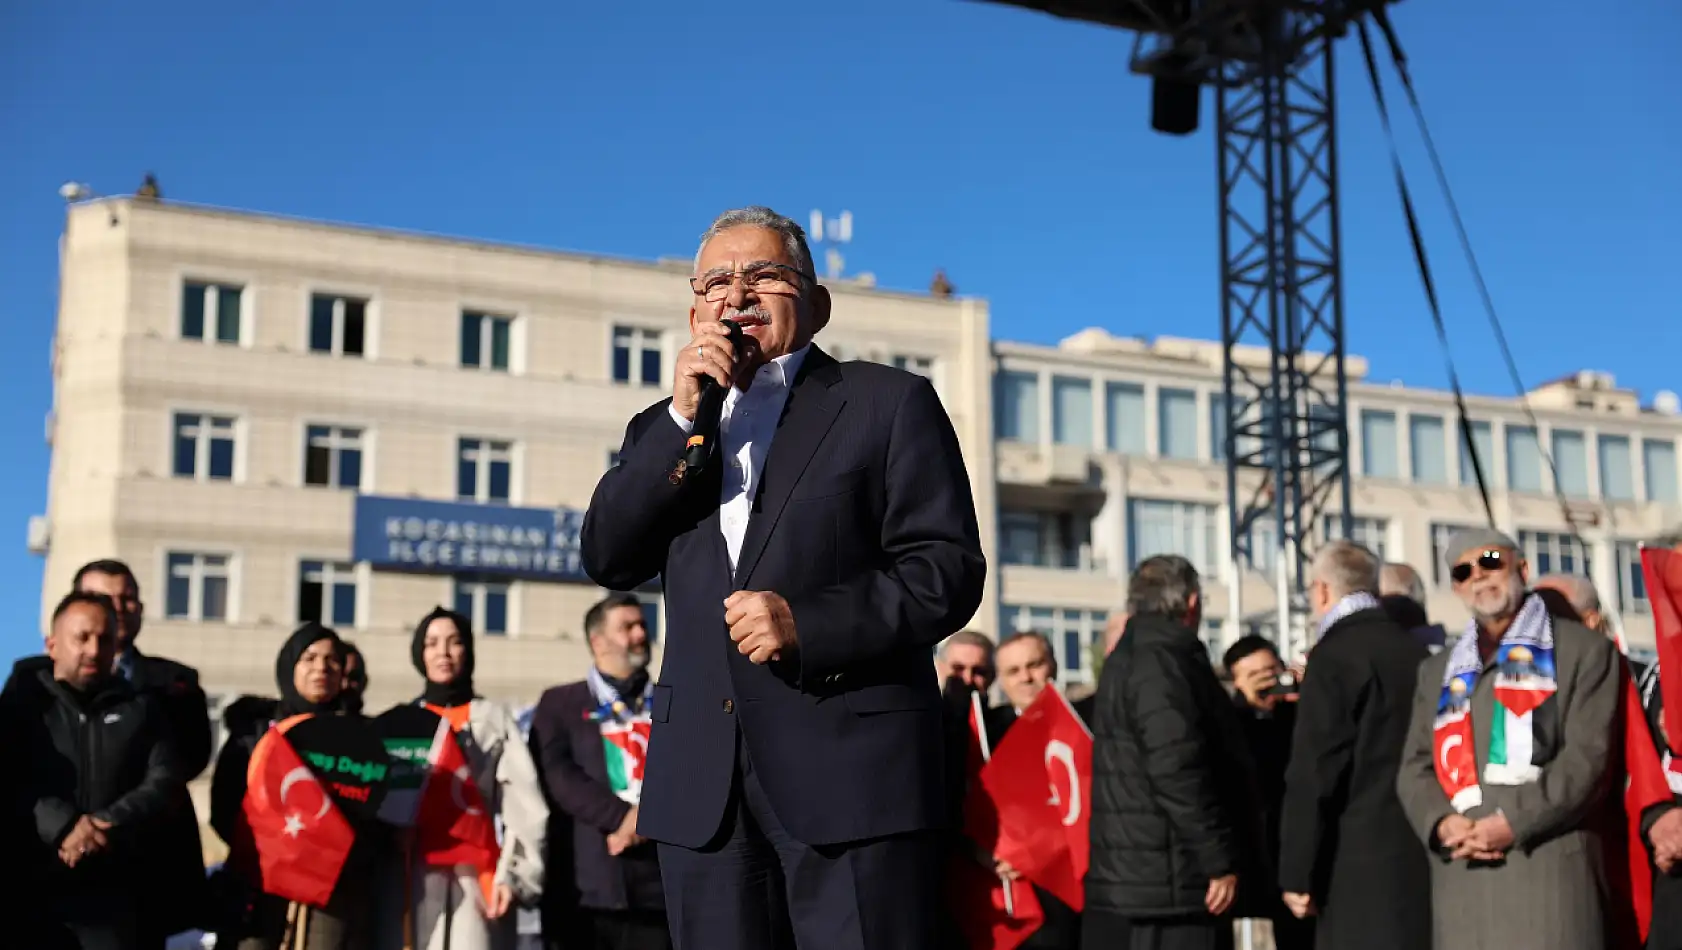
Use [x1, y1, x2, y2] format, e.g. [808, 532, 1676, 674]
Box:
[238, 714, 356, 907]
[979, 685, 1093, 911]
[414, 715, 500, 904]
[951, 690, 1045, 950]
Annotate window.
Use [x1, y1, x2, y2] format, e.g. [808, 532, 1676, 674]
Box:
[298, 560, 357, 627]
[165, 552, 230, 621]
[172, 413, 237, 481]
[1209, 393, 1230, 462]
[611, 326, 661, 385]
[998, 509, 1093, 569]
[633, 593, 663, 645]
[461, 311, 513, 371]
[1552, 429, 1589, 497]
[309, 294, 368, 357]
[1646, 439, 1679, 503]
[1128, 499, 1219, 575]
[454, 576, 510, 636]
[303, 425, 364, 489]
[1360, 411, 1399, 478]
[1323, 514, 1390, 562]
[1616, 541, 1650, 615]
[1307, 402, 1341, 458]
[995, 371, 1039, 442]
[1430, 522, 1477, 585]
[1241, 517, 1278, 576]
[1409, 415, 1448, 483]
[1459, 421, 1494, 487]
[1158, 388, 1199, 460]
[1051, 377, 1092, 447]
[1517, 529, 1591, 578]
[1506, 425, 1542, 493]
[1598, 435, 1634, 501]
[181, 281, 242, 344]
[457, 438, 513, 503]
[1106, 382, 1146, 455]
[892, 354, 934, 378]
[998, 605, 1109, 688]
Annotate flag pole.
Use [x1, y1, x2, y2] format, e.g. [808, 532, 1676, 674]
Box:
[282, 901, 298, 948]
[969, 690, 1016, 917]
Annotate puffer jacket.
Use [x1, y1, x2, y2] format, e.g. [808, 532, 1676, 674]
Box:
[0, 657, 183, 886]
[1084, 614, 1268, 918]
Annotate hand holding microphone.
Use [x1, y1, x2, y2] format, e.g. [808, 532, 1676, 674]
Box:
[672, 319, 743, 422]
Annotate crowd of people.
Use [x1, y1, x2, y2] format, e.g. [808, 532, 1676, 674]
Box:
[936, 526, 1682, 950]
[1, 560, 674, 950]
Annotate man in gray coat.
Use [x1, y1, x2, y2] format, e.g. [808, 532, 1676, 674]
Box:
[1396, 527, 1626, 950]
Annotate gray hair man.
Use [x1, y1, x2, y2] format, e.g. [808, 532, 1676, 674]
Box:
[1081, 555, 1263, 948]
[1378, 561, 1447, 653]
[1395, 527, 1638, 950]
[1531, 573, 1610, 639]
[1276, 540, 1431, 948]
[936, 630, 995, 694]
[1380, 561, 1427, 606]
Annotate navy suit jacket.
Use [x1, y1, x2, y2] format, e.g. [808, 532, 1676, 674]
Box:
[581, 347, 986, 849]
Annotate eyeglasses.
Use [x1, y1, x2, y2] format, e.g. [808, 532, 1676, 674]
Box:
[1450, 549, 1509, 584]
[690, 264, 811, 303]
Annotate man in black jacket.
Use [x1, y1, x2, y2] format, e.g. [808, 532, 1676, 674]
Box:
[3, 590, 183, 950]
[73, 558, 211, 941]
[1278, 540, 1431, 950]
[1084, 555, 1263, 950]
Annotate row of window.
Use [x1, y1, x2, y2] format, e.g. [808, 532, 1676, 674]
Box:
[182, 281, 939, 387]
[995, 370, 1682, 505]
[161, 549, 662, 640]
[1001, 497, 1656, 616]
[172, 412, 520, 502]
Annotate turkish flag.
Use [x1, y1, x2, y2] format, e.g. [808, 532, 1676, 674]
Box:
[238, 715, 356, 907]
[1643, 548, 1682, 752]
[414, 716, 500, 907]
[979, 686, 1092, 911]
[1614, 664, 1672, 944]
[951, 691, 1045, 950]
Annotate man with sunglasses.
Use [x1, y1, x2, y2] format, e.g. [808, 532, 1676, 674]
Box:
[1395, 528, 1627, 949]
[582, 207, 986, 950]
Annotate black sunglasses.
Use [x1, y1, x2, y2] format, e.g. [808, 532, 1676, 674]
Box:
[1450, 550, 1508, 584]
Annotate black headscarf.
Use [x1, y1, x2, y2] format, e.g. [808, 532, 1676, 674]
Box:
[275, 621, 345, 719]
[412, 606, 476, 708]
[339, 641, 367, 716]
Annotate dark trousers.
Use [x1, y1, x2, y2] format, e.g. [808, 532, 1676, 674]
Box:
[657, 729, 940, 950]
[571, 908, 672, 950]
[1083, 913, 1233, 950]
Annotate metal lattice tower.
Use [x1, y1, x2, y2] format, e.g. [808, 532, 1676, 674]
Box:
[974, 0, 1392, 655]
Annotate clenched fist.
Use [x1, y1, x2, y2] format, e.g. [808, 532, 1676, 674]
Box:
[725, 591, 798, 664]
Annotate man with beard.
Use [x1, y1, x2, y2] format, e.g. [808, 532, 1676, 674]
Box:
[72, 559, 211, 943]
[529, 593, 668, 950]
[3, 591, 183, 950]
[1395, 528, 1625, 949]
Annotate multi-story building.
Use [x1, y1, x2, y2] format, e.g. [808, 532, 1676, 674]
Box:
[33, 197, 996, 718]
[33, 197, 1681, 717]
[996, 330, 1682, 688]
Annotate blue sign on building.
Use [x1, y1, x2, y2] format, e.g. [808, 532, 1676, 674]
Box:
[352, 495, 590, 583]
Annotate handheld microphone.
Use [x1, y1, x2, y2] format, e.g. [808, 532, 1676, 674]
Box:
[679, 318, 743, 477]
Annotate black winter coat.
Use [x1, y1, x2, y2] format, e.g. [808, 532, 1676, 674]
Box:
[1084, 615, 1267, 919]
[0, 658, 183, 885]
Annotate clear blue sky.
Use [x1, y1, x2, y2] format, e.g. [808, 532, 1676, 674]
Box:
[1, 0, 1675, 663]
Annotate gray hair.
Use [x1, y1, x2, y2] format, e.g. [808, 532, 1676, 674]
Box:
[1536, 573, 1602, 617]
[695, 206, 815, 277]
[938, 629, 993, 660]
[996, 630, 1058, 677]
[1313, 540, 1382, 600]
[1379, 561, 1427, 606]
[1126, 554, 1202, 621]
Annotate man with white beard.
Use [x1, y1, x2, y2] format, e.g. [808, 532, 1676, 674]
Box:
[1395, 528, 1626, 949]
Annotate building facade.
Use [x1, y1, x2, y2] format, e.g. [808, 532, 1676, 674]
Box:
[34, 198, 996, 717]
[33, 198, 1681, 718]
[996, 331, 1682, 688]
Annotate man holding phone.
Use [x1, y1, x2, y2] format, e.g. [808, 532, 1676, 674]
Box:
[1222, 635, 1311, 950]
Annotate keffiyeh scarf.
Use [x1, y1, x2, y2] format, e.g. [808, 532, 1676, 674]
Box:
[1315, 591, 1383, 639]
[585, 666, 654, 805]
[1434, 593, 1557, 812]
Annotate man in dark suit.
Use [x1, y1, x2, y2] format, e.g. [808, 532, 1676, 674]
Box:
[72, 559, 211, 941]
[581, 206, 986, 950]
[1278, 540, 1430, 950]
[530, 593, 668, 950]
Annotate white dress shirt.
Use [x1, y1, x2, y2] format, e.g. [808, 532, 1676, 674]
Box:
[668, 344, 810, 570]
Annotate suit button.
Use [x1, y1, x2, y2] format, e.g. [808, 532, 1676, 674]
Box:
[722, 699, 734, 714]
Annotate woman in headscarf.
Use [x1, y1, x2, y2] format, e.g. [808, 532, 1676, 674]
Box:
[208, 622, 385, 949]
[396, 606, 547, 950]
